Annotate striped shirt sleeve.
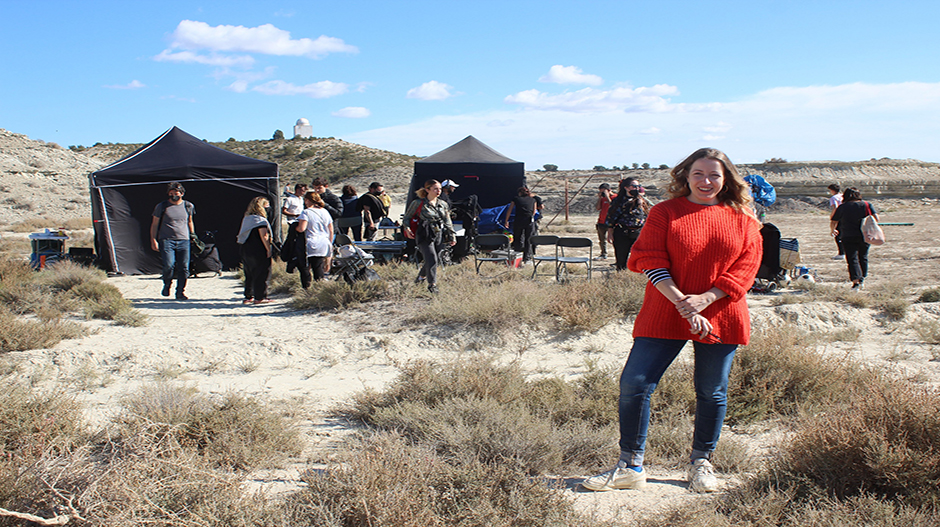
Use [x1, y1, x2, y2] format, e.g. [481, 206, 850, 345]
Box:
[643, 268, 672, 285]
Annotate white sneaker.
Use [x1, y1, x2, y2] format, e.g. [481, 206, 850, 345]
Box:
[582, 461, 647, 491]
[687, 458, 718, 493]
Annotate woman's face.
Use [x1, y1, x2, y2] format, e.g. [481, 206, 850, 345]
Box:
[427, 183, 442, 198]
[686, 158, 724, 205]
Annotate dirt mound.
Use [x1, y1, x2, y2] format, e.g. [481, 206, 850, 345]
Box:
[0, 129, 104, 225]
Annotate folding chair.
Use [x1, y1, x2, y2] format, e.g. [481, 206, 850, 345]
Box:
[530, 235, 559, 279]
[473, 234, 513, 275]
[555, 237, 593, 281]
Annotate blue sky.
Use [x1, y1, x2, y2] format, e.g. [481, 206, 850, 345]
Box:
[2, 0, 938, 169]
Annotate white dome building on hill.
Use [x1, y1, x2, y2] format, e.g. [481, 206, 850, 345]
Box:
[293, 118, 313, 139]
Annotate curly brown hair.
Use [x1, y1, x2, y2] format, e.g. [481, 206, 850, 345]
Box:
[667, 148, 752, 212]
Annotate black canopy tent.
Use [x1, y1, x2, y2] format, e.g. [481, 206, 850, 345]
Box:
[408, 136, 526, 210]
[90, 126, 280, 275]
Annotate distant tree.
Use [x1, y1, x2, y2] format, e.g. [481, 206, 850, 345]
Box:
[543, 164, 558, 172]
[765, 157, 787, 164]
[593, 165, 607, 171]
[659, 164, 669, 169]
[227, 137, 236, 142]
[632, 163, 639, 169]
[641, 163, 650, 169]
[272, 129, 285, 141]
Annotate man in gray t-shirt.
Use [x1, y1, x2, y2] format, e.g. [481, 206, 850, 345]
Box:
[150, 182, 195, 300]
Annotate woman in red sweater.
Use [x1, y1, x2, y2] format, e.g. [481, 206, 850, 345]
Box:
[583, 148, 762, 494]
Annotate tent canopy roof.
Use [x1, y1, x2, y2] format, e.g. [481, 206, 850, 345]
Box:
[417, 135, 520, 165]
[93, 126, 277, 183]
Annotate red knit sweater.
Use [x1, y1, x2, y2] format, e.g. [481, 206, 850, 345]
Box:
[627, 197, 762, 345]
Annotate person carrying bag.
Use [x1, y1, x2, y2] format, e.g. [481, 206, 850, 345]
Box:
[862, 201, 885, 246]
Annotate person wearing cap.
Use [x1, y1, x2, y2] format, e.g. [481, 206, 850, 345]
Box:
[150, 182, 195, 300]
[596, 183, 616, 259]
[440, 179, 459, 206]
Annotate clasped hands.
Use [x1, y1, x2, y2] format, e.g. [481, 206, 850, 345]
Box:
[675, 293, 713, 338]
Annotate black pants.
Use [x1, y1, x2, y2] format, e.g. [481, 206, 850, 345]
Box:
[612, 227, 641, 271]
[241, 247, 271, 300]
[512, 219, 535, 261]
[416, 232, 444, 286]
[300, 255, 327, 289]
[841, 237, 869, 283]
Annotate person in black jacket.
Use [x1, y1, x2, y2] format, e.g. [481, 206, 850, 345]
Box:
[502, 187, 541, 263]
[830, 187, 879, 290]
[359, 182, 387, 240]
[236, 197, 273, 304]
[605, 178, 652, 271]
[311, 178, 343, 219]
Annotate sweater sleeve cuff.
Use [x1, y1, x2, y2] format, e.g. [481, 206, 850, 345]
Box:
[714, 275, 748, 302]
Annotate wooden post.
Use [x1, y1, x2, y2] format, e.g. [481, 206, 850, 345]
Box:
[564, 179, 569, 221]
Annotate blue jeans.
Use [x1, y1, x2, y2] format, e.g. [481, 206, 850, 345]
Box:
[159, 238, 189, 295]
[618, 337, 737, 466]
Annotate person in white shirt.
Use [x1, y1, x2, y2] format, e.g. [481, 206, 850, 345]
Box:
[827, 183, 844, 259]
[282, 183, 307, 224]
[295, 191, 334, 287]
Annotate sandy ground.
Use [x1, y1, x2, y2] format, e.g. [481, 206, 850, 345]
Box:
[5, 203, 940, 522]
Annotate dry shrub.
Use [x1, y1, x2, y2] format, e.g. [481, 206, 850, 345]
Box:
[36, 259, 106, 292]
[413, 273, 552, 330]
[772, 287, 872, 309]
[0, 383, 88, 522]
[6, 217, 91, 233]
[114, 383, 303, 472]
[71, 447, 284, 526]
[0, 306, 87, 352]
[725, 325, 874, 424]
[776, 379, 940, 508]
[651, 488, 940, 527]
[267, 259, 299, 296]
[0, 256, 33, 286]
[917, 287, 940, 303]
[346, 359, 615, 473]
[0, 382, 293, 526]
[0, 256, 145, 351]
[288, 277, 389, 310]
[0, 383, 87, 459]
[289, 431, 595, 527]
[413, 265, 643, 333]
[547, 271, 646, 331]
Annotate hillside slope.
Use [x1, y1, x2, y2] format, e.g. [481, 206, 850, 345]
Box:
[2, 127, 938, 227]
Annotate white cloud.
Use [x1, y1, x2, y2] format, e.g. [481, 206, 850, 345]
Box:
[407, 81, 455, 101]
[167, 20, 358, 59]
[703, 122, 732, 133]
[347, 81, 940, 170]
[505, 84, 680, 113]
[539, 65, 603, 86]
[154, 49, 255, 67]
[104, 80, 146, 90]
[333, 107, 371, 118]
[217, 67, 276, 93]
[252, 80, 349, 98]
